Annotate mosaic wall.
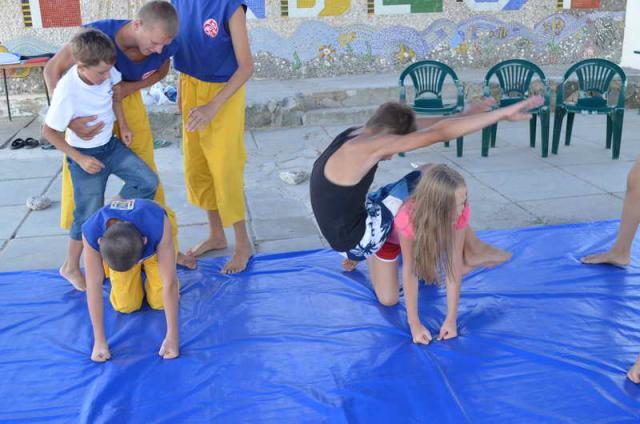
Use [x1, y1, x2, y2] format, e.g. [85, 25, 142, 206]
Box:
[0, 0, 628, 81]
[249, 0, 626, 78]
[21, 0, 82, 28]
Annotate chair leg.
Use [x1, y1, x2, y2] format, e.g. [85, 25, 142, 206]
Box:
[456, 137, 463, 157]
[444, 141, 450, 148]
[565, 112, 575, 146]
[606, 114, 612, 149]
[552, 108, 565, 155]
[482, 127, 491, 157]
[540, 110, 550, 158]
[529, 116, 537, 148]
[490, 123, 498, 148]
[612, 109, 624, 160]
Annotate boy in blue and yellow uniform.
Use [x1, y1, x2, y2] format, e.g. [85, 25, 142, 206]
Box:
[82, 199, 180, 362]
[44, 1, 195, 292]
[172, 0, 254, 274]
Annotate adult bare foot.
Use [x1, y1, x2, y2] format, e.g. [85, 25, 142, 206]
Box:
[221, 241, 253, 274]
[59, 265, 86, 291]
[186, 237, 227, 257]
[465, 243, 512, 269]
[177, 251, 197, 269]
[343, 259, 358, 272]
[628, 361, 640, 384]
[581, 251, 630, 267]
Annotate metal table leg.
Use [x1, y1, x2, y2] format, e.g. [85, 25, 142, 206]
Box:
[2, 68, 11, 121]
[42, 69, 50, 105]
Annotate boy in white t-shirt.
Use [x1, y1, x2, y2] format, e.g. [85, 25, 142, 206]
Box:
[42, 29, 159, 291]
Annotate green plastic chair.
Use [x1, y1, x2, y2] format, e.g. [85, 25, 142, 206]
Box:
[552, 59, 627, 159]
[399, 60, 465, 156]
[481, 59, 551, 157]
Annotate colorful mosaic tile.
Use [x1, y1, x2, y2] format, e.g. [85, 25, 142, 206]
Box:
[368, 0, 443, 15]
[281, 0, 351, 17]
[559, 0, 601, 8]
[462, 0, 529, 11]
[22, 0, 82, 28]
[246, 0, 266, 18]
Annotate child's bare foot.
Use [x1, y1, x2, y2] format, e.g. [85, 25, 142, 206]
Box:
[465, 243, 512, 269]
[91, 340, 111, 362]
[221, 241, 252, 274]
[177, 251, 197, 269]
[628, 360, 640, 384]
[159, 337, 180, 360]
[186, 237, 227, 257]
[59, 265, 86, 291]
[343, 259, 358, 272]
[581, 251, 630, 267]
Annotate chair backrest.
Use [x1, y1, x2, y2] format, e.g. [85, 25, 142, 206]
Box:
[563, 58, 626, 99]
[484, 59, 546, 98]
[399, 60, 459, 99]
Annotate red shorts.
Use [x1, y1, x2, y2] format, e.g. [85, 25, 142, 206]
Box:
[374, 239, 401, 262]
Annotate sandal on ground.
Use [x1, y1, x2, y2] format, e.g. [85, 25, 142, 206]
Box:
[10, 138, 25, 150]
[24, 137, 40, 149]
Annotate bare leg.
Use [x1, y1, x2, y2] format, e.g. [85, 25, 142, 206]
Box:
[628, 354, 640, 383]
[366, 255, 401, 306]
[186, 210, 228, 257]
[221, 219, 253, 274]
[59, 239, 86, 291]
[582, 160, 640, 267]
[462, 226, 512, 272]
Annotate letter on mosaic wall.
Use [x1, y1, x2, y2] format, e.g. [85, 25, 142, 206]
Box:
[281, 0, 351, 17]
[21, 0, 81, 28]
[558, 0, 600, 8]
[367, 0, 443, 15]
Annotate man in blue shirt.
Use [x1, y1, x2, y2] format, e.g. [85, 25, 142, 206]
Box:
[44, 1, 195, 292]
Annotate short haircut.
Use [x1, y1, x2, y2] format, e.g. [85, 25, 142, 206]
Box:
[70, 28, 116, 66]
[365, 102, 417, 135]
[101, 222, 145, 272]
[137, 0, 179, 38]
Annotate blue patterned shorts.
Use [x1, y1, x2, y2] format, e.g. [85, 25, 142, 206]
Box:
[343, 170, 421, 262]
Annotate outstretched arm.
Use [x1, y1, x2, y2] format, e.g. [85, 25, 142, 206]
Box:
[157, 217, 180, 359]
[438, 226, 466, 341]
[400, 233, 432, 345]
[415, 97, 496, 130]
[376, 96, 543, 159]
[83, 238, 111, 362]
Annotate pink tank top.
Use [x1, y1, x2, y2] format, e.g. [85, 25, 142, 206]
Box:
[389, 200, 471, 244]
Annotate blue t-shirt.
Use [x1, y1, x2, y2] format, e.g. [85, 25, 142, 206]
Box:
[86, 20, 178, 82]
[82, 199, 166, 261]
[171, 0, 246, 83]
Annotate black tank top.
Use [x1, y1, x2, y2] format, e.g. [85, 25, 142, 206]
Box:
[310, 127, 378, 251]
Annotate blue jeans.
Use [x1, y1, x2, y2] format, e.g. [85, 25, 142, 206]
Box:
[67, 136, 159, 240]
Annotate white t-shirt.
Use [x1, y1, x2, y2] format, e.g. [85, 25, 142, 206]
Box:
[45, 65, 122, 149]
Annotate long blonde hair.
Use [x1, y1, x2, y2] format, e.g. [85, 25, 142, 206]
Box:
[411, 164, 466, 283]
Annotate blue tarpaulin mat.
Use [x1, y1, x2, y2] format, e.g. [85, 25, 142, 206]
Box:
[1, 221, 640, 423]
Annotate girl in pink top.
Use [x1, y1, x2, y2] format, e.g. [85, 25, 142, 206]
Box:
[371, 164, 502, 345]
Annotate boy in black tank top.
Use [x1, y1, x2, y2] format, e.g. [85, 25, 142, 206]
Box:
[310, 96, 544, 271]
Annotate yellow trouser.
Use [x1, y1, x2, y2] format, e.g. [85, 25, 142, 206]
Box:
[60, 90, 179, 251]
[104, 254, 177, 313]
[180, 74, 247, 227]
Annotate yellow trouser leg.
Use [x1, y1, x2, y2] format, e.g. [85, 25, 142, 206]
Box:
[180, 74, 247, 227]
[108, 262, 144, 313]
[107, 254, 179, 312]
[59, 90, 179, 253]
